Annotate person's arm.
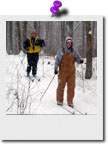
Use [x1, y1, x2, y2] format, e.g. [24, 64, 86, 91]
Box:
[74, 48, 83, 64]
[54, 48, 64, 74]
[23, 39, 30, 51]
[37, 39, 45, 48]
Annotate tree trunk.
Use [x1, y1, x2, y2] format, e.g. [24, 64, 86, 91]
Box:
[16, 21, 21, 51]
[61, 21, 65, 47]
[6, 21, 13, 54]
[22, 21, 27, 53]
[6, 21, 97, 57]
[85, 21, 93, 79]
[23, 21, 27, 41]
[34, 21, 40, 36]
[12, 21, 20, 54]
[66, 21, 73, 38]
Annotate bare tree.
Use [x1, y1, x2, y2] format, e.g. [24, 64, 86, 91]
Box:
[61, 21, 66, 47]
[6, 21, 13, 54]
[16, 21, 21, 51]
[85, 21, 93, 79]
[6, 21, 97, 57]
[22, 21, 27, 53]
[34, 21, 40, 35]
[66, 21, 73, 38]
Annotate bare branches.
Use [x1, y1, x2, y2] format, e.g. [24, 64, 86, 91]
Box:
[21, 80, 31, 114]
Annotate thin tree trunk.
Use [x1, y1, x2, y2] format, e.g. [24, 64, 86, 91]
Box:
[6, 21, 13, 54]
[85, 21, 93, 79]
[23, 21, 27, 41]
[16, 21, 21, 51]
[61, 21, 65, 47]
[66, 21, 73, 38]
[22, 21, 27, 53]
[34, 21, 40, 35]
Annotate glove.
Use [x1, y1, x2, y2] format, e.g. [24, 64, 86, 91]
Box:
[80, 59, 83, 64]
[54, 69, 58, 75]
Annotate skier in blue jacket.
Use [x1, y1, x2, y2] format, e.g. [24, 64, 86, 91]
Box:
[54, 37, 83, 107]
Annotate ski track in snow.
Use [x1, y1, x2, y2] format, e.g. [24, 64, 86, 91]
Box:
[6, 52, 97, 115]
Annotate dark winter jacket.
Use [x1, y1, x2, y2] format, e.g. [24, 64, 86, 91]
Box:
[23, 36, 45, 53]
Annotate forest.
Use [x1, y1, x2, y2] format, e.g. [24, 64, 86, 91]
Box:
[6, 21, 97, 55]
[6, 21, 97, 114]
[6, 21, 97, 79]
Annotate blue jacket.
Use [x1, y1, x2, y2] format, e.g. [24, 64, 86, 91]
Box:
[54, 37, 82, 70]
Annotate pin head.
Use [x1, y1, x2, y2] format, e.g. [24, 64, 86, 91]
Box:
[50, 0, 62, 15]
[50, 6, 60, 15]
[53, 1, 62, 8]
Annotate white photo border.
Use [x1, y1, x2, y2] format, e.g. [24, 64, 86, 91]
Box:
[0, 15, 103, 140]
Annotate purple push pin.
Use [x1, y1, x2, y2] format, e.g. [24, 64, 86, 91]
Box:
[50, 0, 62, 15]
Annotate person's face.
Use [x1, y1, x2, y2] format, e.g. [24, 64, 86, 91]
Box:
[66, 41, 72, 48]
[31, 32, 37, 38]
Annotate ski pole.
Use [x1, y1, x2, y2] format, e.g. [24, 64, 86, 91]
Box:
[39, 75, 55, 101]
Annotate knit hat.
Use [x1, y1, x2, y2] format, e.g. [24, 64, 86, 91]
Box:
[65, 37, 73, 44]
[31, 29, 37, 34]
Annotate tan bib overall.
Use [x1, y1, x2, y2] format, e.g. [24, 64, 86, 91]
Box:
[57, 53, 75, 105]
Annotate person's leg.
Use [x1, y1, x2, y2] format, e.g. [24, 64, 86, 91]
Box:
[67, 75, 75, 105]
[27, 53, 33, 76]
[57, 73, 67, 104]
[32, 53, 39, 76]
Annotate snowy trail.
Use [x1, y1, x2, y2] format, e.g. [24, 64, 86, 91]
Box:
[6, 52, 97, 115]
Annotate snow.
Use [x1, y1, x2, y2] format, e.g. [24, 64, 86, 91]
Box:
[88, 30, 92, 34]
[6, 51, 97, 115]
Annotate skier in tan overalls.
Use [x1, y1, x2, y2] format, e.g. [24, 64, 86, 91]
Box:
[54, 37, 83, 108]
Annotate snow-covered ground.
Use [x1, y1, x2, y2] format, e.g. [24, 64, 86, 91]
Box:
[6, 52, 97, 115]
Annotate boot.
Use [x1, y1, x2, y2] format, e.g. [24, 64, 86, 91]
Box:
[68, 104, 74, 108]
[33, 74, 36, 78]
[27, 73, 30, 77]
[57, 102, 63, 106]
